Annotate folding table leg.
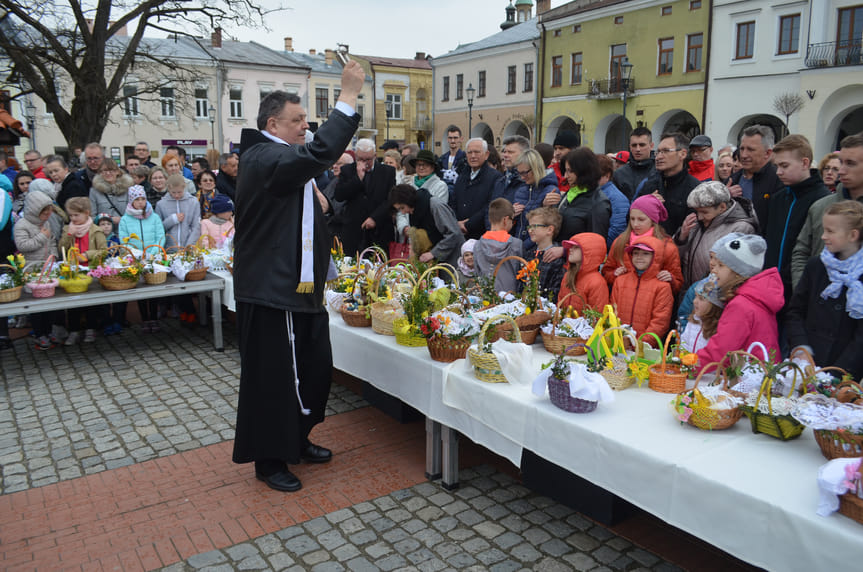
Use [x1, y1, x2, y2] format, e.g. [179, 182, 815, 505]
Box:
[441, 425, 459, 490]
[211, 289, 224, 351]
[425, 418, 441, 480]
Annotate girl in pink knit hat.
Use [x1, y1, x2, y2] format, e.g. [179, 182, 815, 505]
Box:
[603, 194, 684, 296]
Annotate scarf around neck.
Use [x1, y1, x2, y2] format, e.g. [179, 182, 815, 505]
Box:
[125, 201, 153, 220]
[820, 246, 863, 319]
[414, 173, 433, 188]
[628, 227, 654, 245]
[564, 185, 588, 204]
[67, 217, 93, 238]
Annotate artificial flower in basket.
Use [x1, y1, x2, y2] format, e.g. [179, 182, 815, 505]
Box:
[393, 264, 456, 346]
[419, 309, 479, 362]
[170, 246, 207, 281]
[670, 360, 743, 431]
[88, 245, 142, 291]
[0, 253, 26, 303]
[533, 346, 615, 413]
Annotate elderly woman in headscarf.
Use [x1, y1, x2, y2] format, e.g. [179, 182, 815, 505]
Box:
[673, 180, 759, 292]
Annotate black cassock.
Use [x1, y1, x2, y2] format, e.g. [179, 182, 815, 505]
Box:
[231, 108, 360, 466]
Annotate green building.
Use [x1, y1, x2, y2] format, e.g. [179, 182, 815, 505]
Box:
[538, 0, 709, 152]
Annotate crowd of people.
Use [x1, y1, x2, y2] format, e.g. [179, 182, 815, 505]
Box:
[0, 143, 238, 350]
[324, 125, 863, 380]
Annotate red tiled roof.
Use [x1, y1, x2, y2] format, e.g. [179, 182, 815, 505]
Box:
[0, 108, 30, 137]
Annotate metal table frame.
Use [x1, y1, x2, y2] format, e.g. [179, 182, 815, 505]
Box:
[0, 274, 225, 350]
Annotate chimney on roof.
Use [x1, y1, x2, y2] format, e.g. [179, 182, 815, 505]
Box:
[212, 27, 222, 48]
[284, 37, 293, 52]
[325, 49, 334, 65]
[536, 0, 551, 15]
[415, 52, 426, 60]
[309, 48, 316, 55]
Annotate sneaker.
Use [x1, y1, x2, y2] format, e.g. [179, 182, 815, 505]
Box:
[103, 325, 114, 337]
[111, 323, 122, 335]
[64, 331, 81, 346]
[51, 324, 68, 343]
[83, 329, 96, 343]
[35, 336, 53, 351]
[150, 320, 161, 333]
[15, 316, 30, 329]
[179, 312, 189, 322]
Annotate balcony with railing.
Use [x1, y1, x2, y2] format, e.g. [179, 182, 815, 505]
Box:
[805, 41, 863, 68]
[587, 77, 635, 99]
[413, 115, 431, 132]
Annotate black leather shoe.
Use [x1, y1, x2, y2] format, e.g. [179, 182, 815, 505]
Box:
[256, 469, 302, 492]
[301, 443, 332, 463]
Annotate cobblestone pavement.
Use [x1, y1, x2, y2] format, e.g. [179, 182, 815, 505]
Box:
[159, 466, 682, 572]
[0, 318, 711, 571]
[0, 320, 366, 494]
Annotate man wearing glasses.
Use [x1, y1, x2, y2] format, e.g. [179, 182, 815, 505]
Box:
[75, 143, 105, 192]
[23, 150, 49, 180]
[333, 138, 396, 255]
[637, 131, 699, 235]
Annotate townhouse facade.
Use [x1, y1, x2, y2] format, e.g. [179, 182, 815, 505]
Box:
[538, 0, 709, 153]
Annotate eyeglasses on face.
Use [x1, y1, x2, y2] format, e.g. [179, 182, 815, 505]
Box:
[516, 169, 532, 176]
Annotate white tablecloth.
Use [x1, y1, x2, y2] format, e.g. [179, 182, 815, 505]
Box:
[212, 270, 235, 311]
[328, 309, 863, 572]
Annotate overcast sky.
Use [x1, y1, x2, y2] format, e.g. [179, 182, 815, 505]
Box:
[226, 0, 568, 60]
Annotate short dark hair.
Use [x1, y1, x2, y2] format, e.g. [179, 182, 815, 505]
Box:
[258, 91, 302, 131]
[446, 125, 462, 137]
[630, 126, 652, 140]
[219, 152, 238, 167]
[534, 142, 554, 168]
[659, 131, 690, 150]
[195, 169, 217, 187]
[389, 183, 418, 208]
[192, 157, 210, 170]
[488, 198, 515, 224]
[166, 145, 186, 159]
[562, 148, 600, 192]
[840, 132, 863, 150]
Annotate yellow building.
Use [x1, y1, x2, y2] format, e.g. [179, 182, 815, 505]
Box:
[346, 53, 433, 152]
[539, 0, 709, 152]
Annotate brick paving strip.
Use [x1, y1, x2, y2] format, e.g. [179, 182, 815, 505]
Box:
[0, 321, 756, 571]
[0, 407, 428, 571]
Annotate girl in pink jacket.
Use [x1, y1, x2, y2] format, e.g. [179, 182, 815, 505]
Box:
[696, 232, 785, 370]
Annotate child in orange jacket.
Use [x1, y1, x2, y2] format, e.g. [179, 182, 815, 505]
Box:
[611, 235, 674, 345]
[603, 194, 683, 296]
[557, 232, 609, 314]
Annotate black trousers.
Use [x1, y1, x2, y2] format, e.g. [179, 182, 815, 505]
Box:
[232, 303, 333, 465]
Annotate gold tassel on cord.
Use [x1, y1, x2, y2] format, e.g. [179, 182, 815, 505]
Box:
[296, 282, 314, 293]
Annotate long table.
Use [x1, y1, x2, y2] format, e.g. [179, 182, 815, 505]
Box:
[0, 275, 225, 350]
[328, 309, 863, 572]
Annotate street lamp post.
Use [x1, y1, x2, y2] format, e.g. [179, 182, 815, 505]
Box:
[25, 101, 37, 150]
[620, 58, 634, 149]
[208, 104, 216, 151]
[466, 83, 476, 138]
[385, 100, 392, 141]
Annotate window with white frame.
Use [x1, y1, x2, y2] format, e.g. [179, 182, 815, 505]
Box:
[195, 88, 209, 118]
[259, 85, 273, 102]
[229, 86, 243, 118]
[159, 87, 175, 118]
[386, 93, 402, 120]
[123, 85, 139, 117]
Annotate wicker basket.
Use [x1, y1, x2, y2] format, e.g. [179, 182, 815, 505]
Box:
[813, 379, 863, 459]
[394, 317, 427, 347]
[98, 275, 138, 291]
[674, 362, 743, 431]
[648, 330, 688, 394]
[0, 264, 23, 303]
[839, 491, 863, 525]
[340, 303, 371, 327]
[468, 314, 521, 383]
[427, 336, 471, 363]
[548, 375, 598, 413]
[143, 244, 170, 285]
[28, 279, 58, 297]
[739, 357, 807, 441]
[540, 293, 588, 355]
[597, 327, 639, 391]
[370, 265, 416, 336]
[58, 275, 92, 293]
